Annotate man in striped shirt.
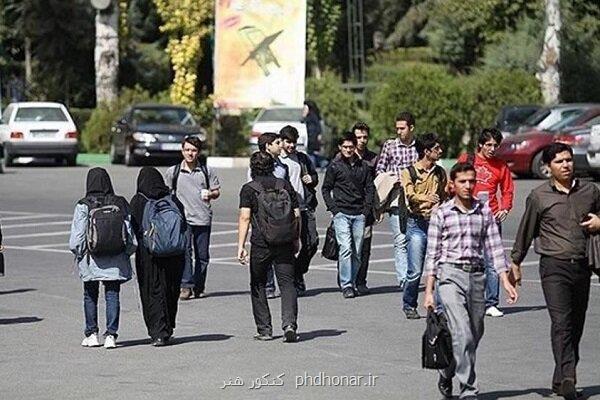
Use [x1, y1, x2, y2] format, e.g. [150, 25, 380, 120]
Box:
[375, 112, 419, 289]
[423, 162, 518, 400]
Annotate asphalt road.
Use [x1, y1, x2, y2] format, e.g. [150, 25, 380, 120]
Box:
[1, 163, 599, 400]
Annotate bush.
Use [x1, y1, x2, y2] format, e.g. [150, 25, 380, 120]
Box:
[69, 108, 93, 133]
[81, 86, 169, 153]
[366, 63, 541, 157]
[305, 70, 358, 157]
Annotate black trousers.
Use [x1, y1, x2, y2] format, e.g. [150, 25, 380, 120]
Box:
[356, 228, 373, 286]
[250, 244, 298, 334]
[539, 256, 591, 387]
[295, 210, 319, 283]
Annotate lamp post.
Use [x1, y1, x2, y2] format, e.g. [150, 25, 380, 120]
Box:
[90, 0, 119, 105]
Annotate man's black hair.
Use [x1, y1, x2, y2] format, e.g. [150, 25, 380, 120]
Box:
[279, 125, 299, 142]
[250, 151, 275, 178]
[542, 142, 573, 165]
[395, 111, 416, 127]
[477, 128, 504, 147]
[338, 132, 358, 146]
[258, 132, 278, 152]
[450, 162, 476, 181]
[415, 133, 440, 159]
[351, 121, 370, 136]
[182, 135, 202, 150]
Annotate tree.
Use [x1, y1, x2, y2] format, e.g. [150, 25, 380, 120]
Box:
[306, 0, 342, 78]
[536, 0, 561, 104]
[153, 0, 213, 106]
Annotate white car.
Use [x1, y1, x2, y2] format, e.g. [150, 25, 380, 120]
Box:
[249, 106, 308, 153]
[586, 124, 600, 169]
[0, 102, 79, 167]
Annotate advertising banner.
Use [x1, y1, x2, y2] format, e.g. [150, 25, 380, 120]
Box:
[214, 0, 306, 109]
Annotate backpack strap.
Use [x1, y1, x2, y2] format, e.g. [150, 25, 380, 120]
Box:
[247, 180, 265, 194]
[407, 165, 419, 184]
[171, 163, 182, 194]
[466, 153, 475, 165]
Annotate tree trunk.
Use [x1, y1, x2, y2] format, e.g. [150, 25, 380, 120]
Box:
[95, 4, 119, 105]
[536, 0, 561, 105]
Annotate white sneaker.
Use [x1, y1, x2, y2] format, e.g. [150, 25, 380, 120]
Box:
[104, 334, 117, 349]
[486, 306, 504, 317]
[81, 333, 101, 347]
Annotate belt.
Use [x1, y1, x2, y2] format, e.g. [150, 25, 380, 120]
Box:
[451, 264, 485, 273]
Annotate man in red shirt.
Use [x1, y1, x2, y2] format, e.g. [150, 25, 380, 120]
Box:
[458, 128, 514, 317]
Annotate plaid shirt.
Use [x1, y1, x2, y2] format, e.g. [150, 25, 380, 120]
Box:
[424, 198, 508, 276]
[375, 138, 418, 175]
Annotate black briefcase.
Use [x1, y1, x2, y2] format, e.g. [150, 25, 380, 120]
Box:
[422, 311, 453, 369]
[321, 222, 338, 261]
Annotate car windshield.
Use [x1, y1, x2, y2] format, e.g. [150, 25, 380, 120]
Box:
[523, 108, 551, 126]
[14, 107, 68, 122]
[258, 108, 303, 122]
[546, 109, 586, 131]
[505, 107, 539, 124]
[132, 108, 196, 126]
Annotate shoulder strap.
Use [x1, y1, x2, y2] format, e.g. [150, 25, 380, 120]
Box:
[248, 180, 265, 194]
[172, 163, 181, 194]
[407, 165, 418, 184]
[199, 156, 210, 189]
[467, 153, 475, 165]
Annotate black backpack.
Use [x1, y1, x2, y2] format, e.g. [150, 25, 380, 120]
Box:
[248, 180, 299, 245]
[81, 196, 127, 257]
[422, 311, 453, 369]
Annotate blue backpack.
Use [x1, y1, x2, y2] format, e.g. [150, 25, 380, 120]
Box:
[141, 194, 187, 256]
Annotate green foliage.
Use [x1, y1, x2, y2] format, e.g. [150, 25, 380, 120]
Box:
[366, 63, 541, 156]
[306, 70, 358, 149]
[82, 86, 169, 153]
[482, 16, 543, 74]
[70, 108, 94, 133]
[306, 0, 342, 74]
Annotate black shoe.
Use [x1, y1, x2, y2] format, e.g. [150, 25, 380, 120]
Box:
[253, 332, 274, 341]
[283, 326, 299, 343]
[561, 379, 577, 400]
[437, 375, 452, 398]
[152, 337, 169, 347]
[404, 307, 421, 320]
[356, 284, 370, 296]
[342, 287, 355, 299]
[296, 287, 306, 297]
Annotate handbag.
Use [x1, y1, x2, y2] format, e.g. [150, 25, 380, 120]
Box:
[321, 222, 338, 261]
[422, 310, 453, 369]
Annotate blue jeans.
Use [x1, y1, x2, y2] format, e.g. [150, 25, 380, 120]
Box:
[181, 225, 211, 292]
[388, 212, 408, 285]
[83, 280, 121, 337]
[403, 217, 429, 310]
[484, 223, 501, 308]
[333, 213, 365, 289]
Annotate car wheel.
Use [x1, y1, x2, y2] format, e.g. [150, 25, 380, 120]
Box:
[2, 148, 13, 168]
[65, 155, 77, 166]
[124, 146, 137, 166]
[110, 144, 123, 164]
[531, 151, 551, 179]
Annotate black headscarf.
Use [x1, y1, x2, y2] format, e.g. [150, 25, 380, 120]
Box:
[304, 100, 321, 120]
[136, 167, 170, 200]
[85, 167, 114, 197]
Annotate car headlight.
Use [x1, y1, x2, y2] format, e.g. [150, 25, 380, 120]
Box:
[511, 140, 530, 151]
[132, 132, 156, 142]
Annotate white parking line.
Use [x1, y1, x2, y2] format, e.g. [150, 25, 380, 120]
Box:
[4, 231, 71, 239]
[0, 214, 65, 222]
[4, 245, 71, 254]
[27, 243, 69, 249]
[0, 211, 36, 215]
[2, 220, 72, 229]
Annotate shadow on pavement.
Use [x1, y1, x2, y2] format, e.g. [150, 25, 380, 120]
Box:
[0, 316, 43, 325]
[303, 285, 400, 297]
[202, 290, 250, 298]
[479, 385, 600, 399]
[118, 333, 233, 348]
[502, 305, 547, 315]
[0, 288, 37, 295]
[298, 329, 347, 342]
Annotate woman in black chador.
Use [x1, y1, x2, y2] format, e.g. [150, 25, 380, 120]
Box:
[130, 167, 186, 346]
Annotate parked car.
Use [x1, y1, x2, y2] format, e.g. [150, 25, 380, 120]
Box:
[515, 103, 597, 134]
[249, 106, 308, 153]
[585, 125, 600, 174]
[554, 126, 596, 177]
[109, 103, 205, 166]
[494, 105, 540, 137]
[497, 104, 600, 178]
[0, 102, 79, 168]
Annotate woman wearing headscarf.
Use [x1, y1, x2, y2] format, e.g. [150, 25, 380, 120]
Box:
[130, 167, 186, 347]
[302, 100, 323, 167]
[69, 168, 137, 349]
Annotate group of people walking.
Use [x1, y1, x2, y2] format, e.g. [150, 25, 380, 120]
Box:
[66, 111, 597, 400]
